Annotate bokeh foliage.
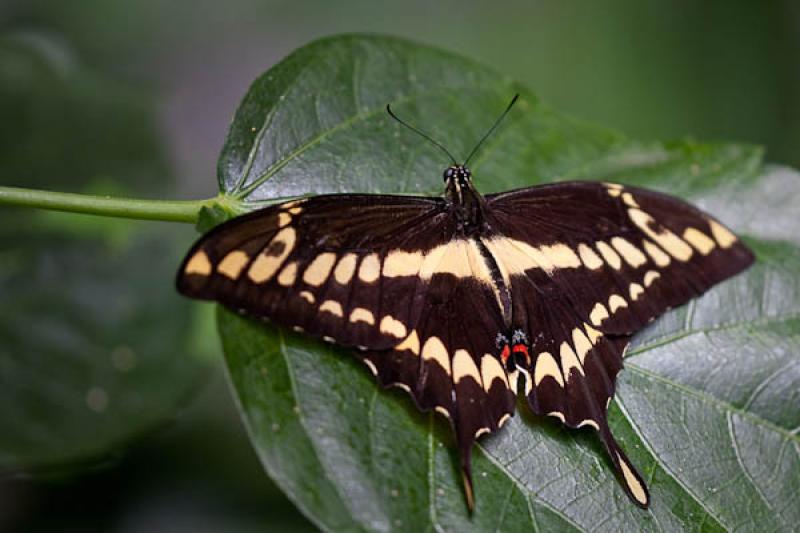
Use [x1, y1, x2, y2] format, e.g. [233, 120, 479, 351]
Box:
[0, 34, 211, 471]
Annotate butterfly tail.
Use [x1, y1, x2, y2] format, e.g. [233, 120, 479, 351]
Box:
[459, 442, 476, 513]
[598, 421, 650, 509]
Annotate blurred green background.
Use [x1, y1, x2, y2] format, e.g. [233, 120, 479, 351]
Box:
[1, 1, 798, 531]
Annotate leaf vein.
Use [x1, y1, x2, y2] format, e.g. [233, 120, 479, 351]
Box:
[628, 310, 800, 358]
[726, 412, 782, 526]
[476, 442, 583, 531]
[613, 394, 721, 526]
[625, 363, 799, 443]
[236, 84, 503, 198]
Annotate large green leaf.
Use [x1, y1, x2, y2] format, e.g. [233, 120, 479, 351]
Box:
[0, 34, 211, 471]
[215, 35, 799, 531]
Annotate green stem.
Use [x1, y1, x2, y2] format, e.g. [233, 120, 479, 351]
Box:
[0, 186, 221, 223]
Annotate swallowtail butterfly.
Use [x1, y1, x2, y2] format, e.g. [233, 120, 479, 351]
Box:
[177, 95, 754, 511]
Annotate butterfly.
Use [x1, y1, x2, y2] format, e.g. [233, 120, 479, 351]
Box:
[176, 95, 754, 511]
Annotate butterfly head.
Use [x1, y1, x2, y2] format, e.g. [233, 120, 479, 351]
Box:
[443, 165, 472, 185]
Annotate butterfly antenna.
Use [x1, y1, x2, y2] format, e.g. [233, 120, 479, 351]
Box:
[463, 93, 520, 167]
[386, 104, 458, 165]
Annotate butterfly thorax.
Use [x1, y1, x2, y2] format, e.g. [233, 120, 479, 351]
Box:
[443, 165, 488, 234]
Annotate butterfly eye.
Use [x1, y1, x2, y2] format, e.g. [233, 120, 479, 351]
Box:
[443, 167, 454, 182]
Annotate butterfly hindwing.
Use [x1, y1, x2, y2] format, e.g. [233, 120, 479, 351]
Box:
[507, 277, 649, 506]
[360, 263, 516, 510]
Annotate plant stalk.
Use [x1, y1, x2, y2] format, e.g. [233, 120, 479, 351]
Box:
[0, 186, 219, 224]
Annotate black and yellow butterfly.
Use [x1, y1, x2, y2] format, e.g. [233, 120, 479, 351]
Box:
[176, 95, 754, 511]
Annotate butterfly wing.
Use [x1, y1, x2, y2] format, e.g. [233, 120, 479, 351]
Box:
[178, 194, 457, 350]
[178, 194, 517, 510]
[359, 243, 517, 510]
[486, 181, 754, 335]
[483, 181, 754, 507]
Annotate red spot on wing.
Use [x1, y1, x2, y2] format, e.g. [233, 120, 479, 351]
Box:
[512, 343, 530, 365]
[500, 345, 511, 365]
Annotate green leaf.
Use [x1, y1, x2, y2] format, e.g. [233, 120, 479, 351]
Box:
[0, 35, 212, 471]
[216, 35, 800, 531]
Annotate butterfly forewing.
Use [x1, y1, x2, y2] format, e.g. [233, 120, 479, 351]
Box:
[486, 181, 754, 335]
[178, 194, 456, 350]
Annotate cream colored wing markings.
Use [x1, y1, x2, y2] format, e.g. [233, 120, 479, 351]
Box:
[628, 207, 694, 262]
[358, 253, 381, 283]
[596, 241, 622, 270]
[586, 266, 670, 328]
[643, 270, 661, 287]
[382, 250, 425, 277]
[642, 239, 671, 267]
[184, 250, 212, 276]
[377, 241, 517, 437]
[486, 186, 742, 399]
[628, 283, 644, 301]
[589, 183, 743, 327]
[319, 299, 344, 317]
[481, 234, 590, 279]
[421, 336, 450, 374]
[618, 454, 649, 506]
[303, 252, 337, 286]
[589, 302, 610, 326]
[217, 250, 250, 279]
[277, 261, 298, 286]
[299, 290, 315, 304]
[572, 327, 594, 364]
[708, 219, 737, 248]
[394, 329, 420, 355]
[452, 350, 482, 385]
[611, 237, 648, 268]
[682, 227, 714, 255]
[349, 307, 375, 325]
[578, 243, 604, 270]
[333, 253, 358, 284]
[559, 341, 584, 378]
[604, 182, 739, 261]
[288, 239, 443, 346]
[483, 224, 659, 337]
[380, 315, 408, 338]
[182, 199, 435, 347]
[182, 204, 305, 283]
[480, 355, 508, 392]
[417, 335, 512, 438]
[483, 236, 605, 388]
[292, 236, 497, 347]
[533, 352, 563, 387]
[247, 226, 298, 283]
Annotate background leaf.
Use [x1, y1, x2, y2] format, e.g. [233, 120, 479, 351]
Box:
[0, 34, 212, 472]
[225, 34, 798, 531]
